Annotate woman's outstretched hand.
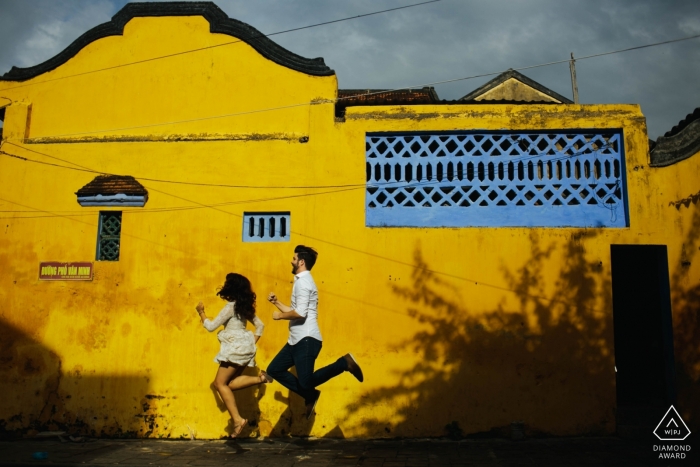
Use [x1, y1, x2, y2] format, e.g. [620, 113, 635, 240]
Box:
[196, 301, 206, 323]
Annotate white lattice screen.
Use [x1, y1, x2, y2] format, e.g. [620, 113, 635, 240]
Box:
[365, 132, 627, 227]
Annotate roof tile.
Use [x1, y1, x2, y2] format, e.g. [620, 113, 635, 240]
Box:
[76, 175, 148, 196]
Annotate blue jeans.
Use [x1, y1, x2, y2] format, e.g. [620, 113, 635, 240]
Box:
[267, 337, 348, 403]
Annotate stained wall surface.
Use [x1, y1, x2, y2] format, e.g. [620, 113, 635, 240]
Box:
[473, 78, 562, 103]
[1, 7, 698, 439]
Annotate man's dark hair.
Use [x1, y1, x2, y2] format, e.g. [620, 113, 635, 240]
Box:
[295, 245, 318, 270]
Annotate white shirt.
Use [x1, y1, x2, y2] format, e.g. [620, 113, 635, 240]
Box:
[288, 270, 322, 345]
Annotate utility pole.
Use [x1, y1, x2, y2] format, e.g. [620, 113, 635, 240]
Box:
[569, 52, 579, 104]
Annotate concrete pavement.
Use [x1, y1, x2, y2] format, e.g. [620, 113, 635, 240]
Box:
[0, 436, 669, 467]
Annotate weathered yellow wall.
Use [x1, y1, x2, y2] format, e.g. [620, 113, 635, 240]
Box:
[1, 11, 698, 440]
[646, 149, 700, 431]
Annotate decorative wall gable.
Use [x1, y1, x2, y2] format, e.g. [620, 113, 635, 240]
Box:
[460, 69, 572, 104]
[0, 1, 334, 82]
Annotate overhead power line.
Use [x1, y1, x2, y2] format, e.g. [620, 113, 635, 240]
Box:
[3, 142, 366, 188]
[4, 141, 95, 171]
[0, 193, 599, 314]
[6, 32, 698, 141]
[0, 186, 364, 219]
[0, 147, 610, 312]
[1, 139, 618, 199]
[0, 0, 441, 92]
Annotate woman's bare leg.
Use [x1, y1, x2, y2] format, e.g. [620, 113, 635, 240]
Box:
[228, 372, 268, 391]
[213, 364, 246, 430]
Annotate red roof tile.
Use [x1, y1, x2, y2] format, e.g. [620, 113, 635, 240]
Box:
[76, 175, 147, 196]
[338, 87, 439, 105]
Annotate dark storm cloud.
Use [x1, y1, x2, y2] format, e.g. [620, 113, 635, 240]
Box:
[0, 0, 114, 69]
[1, 0, 698, 138]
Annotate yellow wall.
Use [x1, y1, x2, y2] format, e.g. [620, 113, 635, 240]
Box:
[1, 11, 698, 439]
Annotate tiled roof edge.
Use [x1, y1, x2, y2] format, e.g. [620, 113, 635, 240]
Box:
[650, 117, 700, 167]
[339, 98, 562, 107]
[662, 107, 700, 138]
[458, 69, 574, 104]
[75, 175, 148, 196]
[1, 1, 334, 82]
[338, 87, 439, 99]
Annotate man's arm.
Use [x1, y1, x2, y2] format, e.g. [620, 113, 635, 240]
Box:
[267, 292, 303, 320]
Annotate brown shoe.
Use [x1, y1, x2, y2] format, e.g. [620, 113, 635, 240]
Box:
[305, 390, 321, 420]
[344, 353, 364, 382]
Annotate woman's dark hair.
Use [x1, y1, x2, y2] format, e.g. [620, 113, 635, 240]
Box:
[217, 273, 256, 321]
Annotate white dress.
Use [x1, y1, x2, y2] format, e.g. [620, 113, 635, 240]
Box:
[203, 302, 264, 367]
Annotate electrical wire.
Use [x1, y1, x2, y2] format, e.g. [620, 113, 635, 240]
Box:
[0, 140, 617, 193]
[1, 191, 596, 316]
[3, 32, 699, 141]
[0, 158, 609, 312]
[5, 141, 367, 187]
[3, 132, 621, 185]
[0, 0, 441, 92]
[2, 106, 625, 221]
[2, 144, 367, 188]
[4, 141, 97, 171]
[0, 150, 101, 175]
[147, 184, 604, 312]
[0, 186, 364, 219]
[0, 140, 621, 220]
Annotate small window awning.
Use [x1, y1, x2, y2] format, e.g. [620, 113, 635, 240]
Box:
[76, 175, 148, 207]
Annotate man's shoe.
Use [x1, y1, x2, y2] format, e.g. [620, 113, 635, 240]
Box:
[305, 390, 320, 420]
[344, 353, 364, 382]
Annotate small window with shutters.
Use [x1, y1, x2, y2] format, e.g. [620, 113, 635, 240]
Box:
[242, 212, 290, 242]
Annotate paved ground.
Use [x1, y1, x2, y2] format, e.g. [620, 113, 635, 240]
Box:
[0, 436, 675, 467]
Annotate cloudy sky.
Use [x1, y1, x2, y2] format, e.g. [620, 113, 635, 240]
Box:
[1, 0, 698, 139]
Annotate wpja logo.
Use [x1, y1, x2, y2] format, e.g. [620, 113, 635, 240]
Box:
[653, 405, 691, 460]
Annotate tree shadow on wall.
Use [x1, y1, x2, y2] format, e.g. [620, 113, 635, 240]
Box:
[670, 204, 700, 431]
[345, 232, 616, 438]
[0, 318, 157, 439]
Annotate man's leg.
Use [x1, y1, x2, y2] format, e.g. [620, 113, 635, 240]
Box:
[310, 355, 348, 388]
[266, 343, 305, 397]
[291, 337, 323, 403]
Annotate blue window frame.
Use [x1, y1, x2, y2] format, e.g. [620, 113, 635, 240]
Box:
[365, 131, 628, 228]
[243, 212, 290, 242]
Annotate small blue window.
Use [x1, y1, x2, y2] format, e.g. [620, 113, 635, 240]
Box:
[243, 212, 290, 242]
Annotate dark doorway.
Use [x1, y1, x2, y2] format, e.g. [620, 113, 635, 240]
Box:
[611, 245, 676, 436]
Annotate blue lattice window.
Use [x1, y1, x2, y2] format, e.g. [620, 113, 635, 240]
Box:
[366, 132, 628, 227]
[96, 211, 122, 261]
[243, 212, 290, 242]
